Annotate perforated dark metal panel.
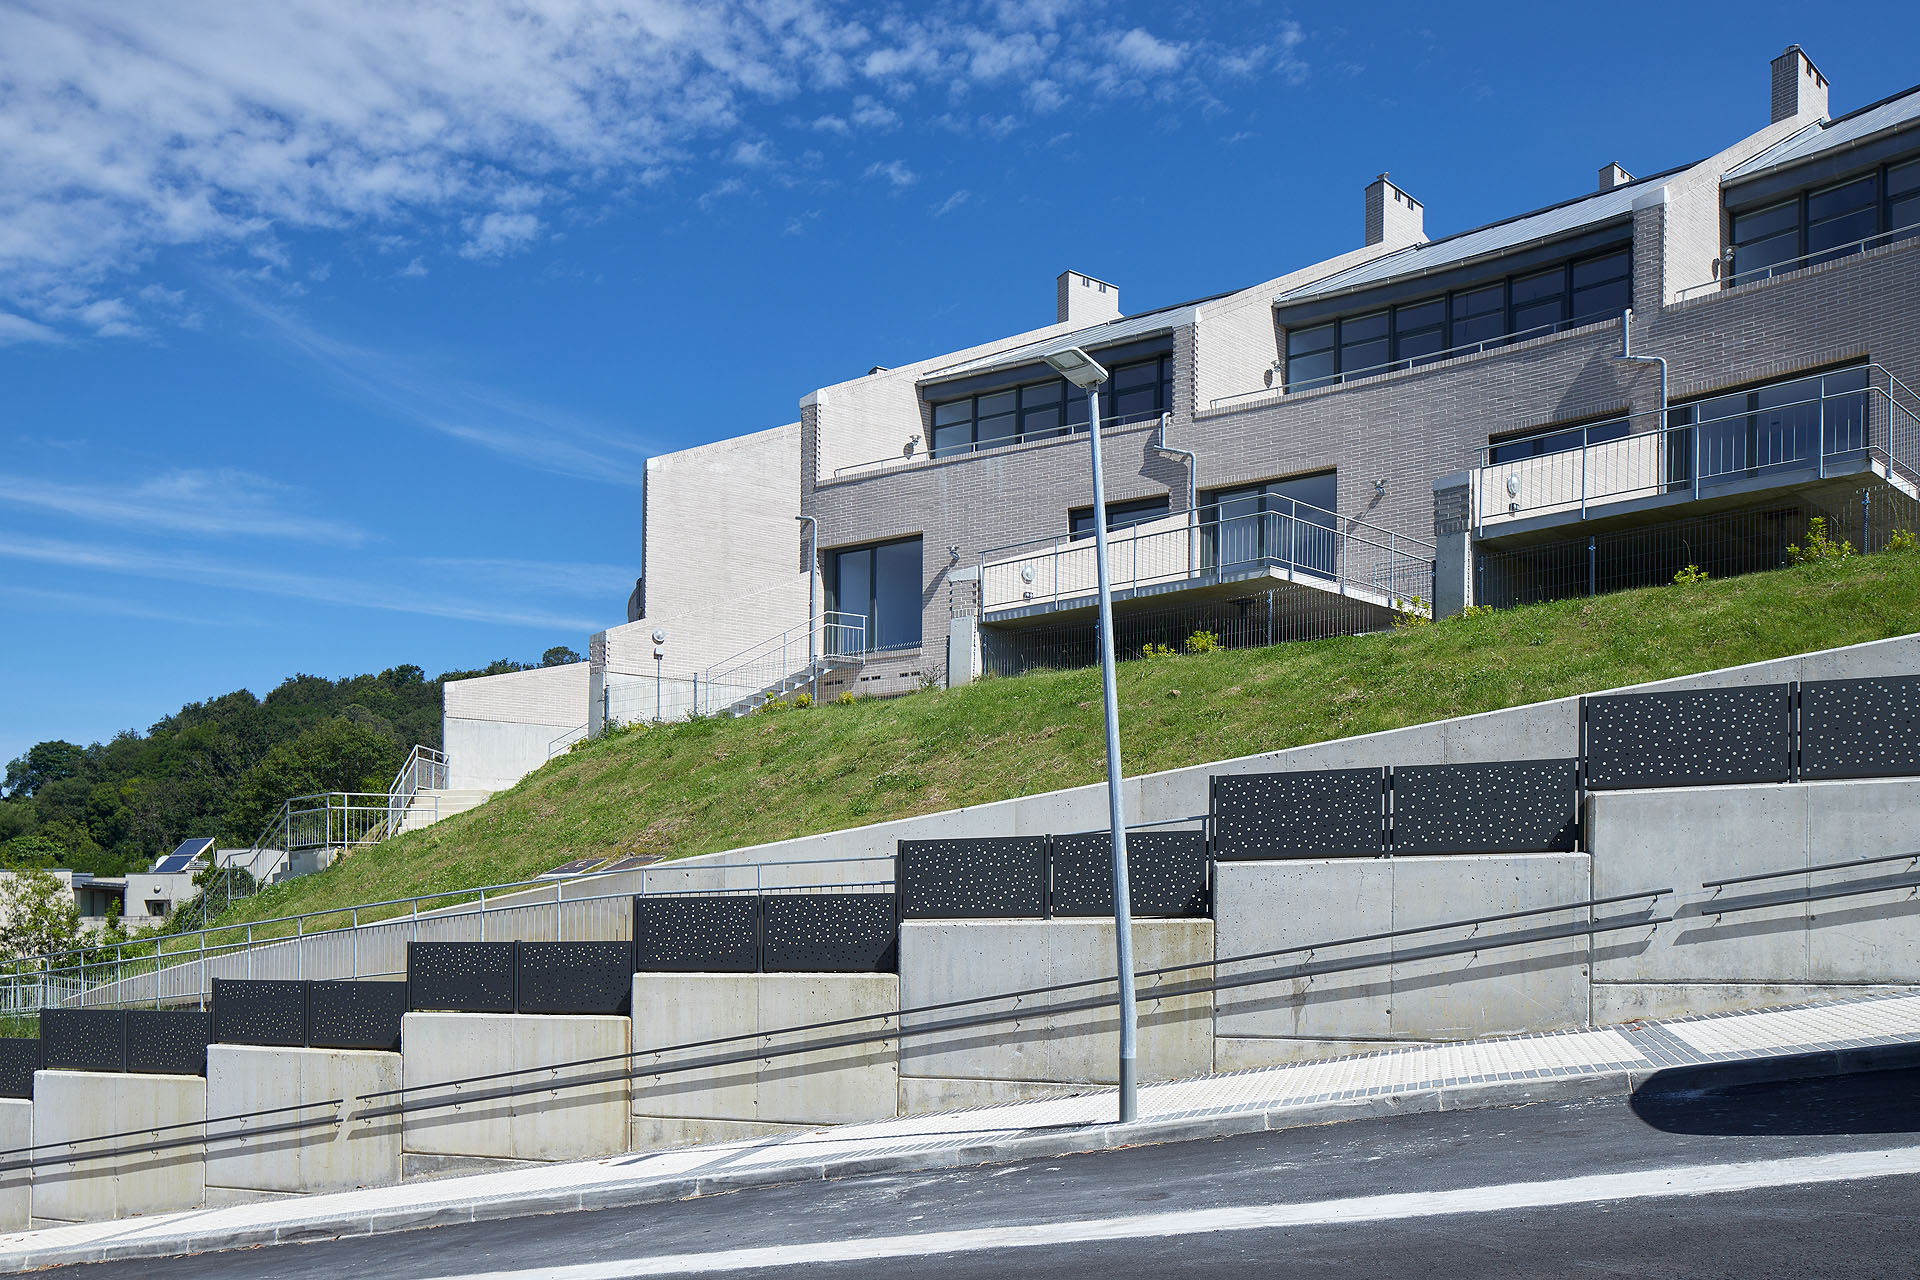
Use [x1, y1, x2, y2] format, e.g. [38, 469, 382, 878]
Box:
[633, 896, 760, 972]
[1212, 769, 1386, 860]
[212, 979, 308, 1047]
[897, 837, 1047, 917]
[1391, 760, 1579, 853]
[307, 980, 406, 1051]
[125, 1009, 212, 1076]
[1801, 675, 1920, 780]
[516, 942, 634, 1014]
[1051, 832, 1210, 916]
[1586, 685, 1791, 789]
[407, 942, 516, 1012]
[42, 1009, 124, 1072]
[0, 1039, 41, 1099]
[762, 893, 898, 972]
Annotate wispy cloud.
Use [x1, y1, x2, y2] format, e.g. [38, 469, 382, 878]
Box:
[217, 283, 654, 488]
[420, 556, 634, 601]
[0, 468, 370, 545]
[0, 532, 603, 632]
[864, 159, 918, 188]
[8, 584, 239, 628]
[931, 189, 972, 218]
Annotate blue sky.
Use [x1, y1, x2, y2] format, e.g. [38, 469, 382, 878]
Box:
[4, 0, 1919, 767]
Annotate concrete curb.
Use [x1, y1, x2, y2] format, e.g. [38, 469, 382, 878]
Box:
[9, 1042, 1913, 1274]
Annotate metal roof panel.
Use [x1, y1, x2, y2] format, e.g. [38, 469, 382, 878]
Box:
[1723, 86, 1920, 182]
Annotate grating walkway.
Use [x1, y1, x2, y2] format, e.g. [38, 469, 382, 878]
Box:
[4, 991, 1920, 1273]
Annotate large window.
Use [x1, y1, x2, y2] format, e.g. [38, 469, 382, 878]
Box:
[1203, 471, 1338, 578]
[1487, 417, 1629, 466]
[1666, 365, 1868, 489]
[1068, 496, 1171, 540]
[1726, 153, 1920, 286]
[827, 537, 922, 651]
[928, 354, 1172, 460]
[1284, 245, 1631, 392]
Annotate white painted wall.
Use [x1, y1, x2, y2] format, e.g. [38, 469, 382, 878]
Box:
[442, 662, 590, 791]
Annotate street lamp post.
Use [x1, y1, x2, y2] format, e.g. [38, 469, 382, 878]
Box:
[1043, 344, 1138, 1124]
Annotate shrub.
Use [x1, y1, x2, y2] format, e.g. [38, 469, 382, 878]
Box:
[1673, 563, 1709, 585]
[1142, 642, 1177, 658]
[1392, 597, 1432, 629]
[916, 663, 946, 693]
[792, 692, 814, 709]
[835, 691, 857, 706]
[1787, 516, 1854, 565]
[1182, 630, 1220, 655]
[1458, 604, 1496, 620]
[1888, 528, 1918, 553]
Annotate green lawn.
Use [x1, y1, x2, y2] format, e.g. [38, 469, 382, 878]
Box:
[189, 549, 1920, 943]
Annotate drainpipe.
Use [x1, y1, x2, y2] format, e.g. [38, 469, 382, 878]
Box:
[1154, 412, 1200, 577]
[1616, 309, 1670, 491]
[797, 514, 819, 665]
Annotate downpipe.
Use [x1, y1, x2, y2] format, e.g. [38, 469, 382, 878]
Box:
[1155, 412, 1200, 578]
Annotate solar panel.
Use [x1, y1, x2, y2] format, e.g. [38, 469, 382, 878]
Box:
[153, 854, 196, 873]
[152, 837, 215, 875]
[599, 854, 664, 873]
[539, 857, 606, 879]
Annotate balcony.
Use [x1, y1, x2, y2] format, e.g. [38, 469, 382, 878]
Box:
[976, 502, 1433, 630]
[1471, 365, 1920, 543]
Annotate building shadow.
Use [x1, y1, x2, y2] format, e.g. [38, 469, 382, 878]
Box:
[1630, 1057, 1920, 1136]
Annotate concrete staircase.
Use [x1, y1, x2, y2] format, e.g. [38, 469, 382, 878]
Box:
[397, 788, 493, 833]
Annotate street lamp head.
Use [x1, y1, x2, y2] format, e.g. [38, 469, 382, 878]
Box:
[1043, 344, 1109, 389]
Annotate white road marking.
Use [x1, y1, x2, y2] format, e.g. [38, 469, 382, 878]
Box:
[433, 1145, 1920, 1279]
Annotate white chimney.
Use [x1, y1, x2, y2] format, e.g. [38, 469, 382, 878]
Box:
[1771, 45, 1829, 124]
[1057, 270, 1121, 326]
[1598, 162, 1634, 192]
[1365, 173, 1424, 249]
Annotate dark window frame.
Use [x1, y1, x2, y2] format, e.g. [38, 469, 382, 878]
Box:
[825, 536, 924, 652]
[927, 355, 1172, 460]
[1726, 153, 1920, 288]
[1284, 245, 1632, 393]
[1068, 495, 1173, 540]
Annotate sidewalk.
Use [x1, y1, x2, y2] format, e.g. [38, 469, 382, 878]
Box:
[5, 991, 1919, 1273]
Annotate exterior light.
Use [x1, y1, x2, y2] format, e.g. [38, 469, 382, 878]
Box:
[1043, 345, 1110, 390]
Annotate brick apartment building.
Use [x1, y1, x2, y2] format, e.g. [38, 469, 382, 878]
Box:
[445, 46, 1920, 792]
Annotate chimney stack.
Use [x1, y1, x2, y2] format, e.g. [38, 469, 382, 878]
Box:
[1770, 45, 1828, 124]
[1598, 162, 1634, 192]
[1365, 173, 1425, 248]
[1057, 270, 1121, 326]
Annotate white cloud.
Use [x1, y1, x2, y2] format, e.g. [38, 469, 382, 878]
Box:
[810, 114, 850, 134]
[0, 312, 61, 345]
[0, 467, 370, 545]
[864, 160, 917, 188]
[459, 211, 542, 260]
[729, 139, 775, 167]
[931, 189, 971, 218]
[0, 532, 603, 632]
[398, 256, 429, 278]
[849, 94, 900, 130]
[1112, 29, 1186, 74]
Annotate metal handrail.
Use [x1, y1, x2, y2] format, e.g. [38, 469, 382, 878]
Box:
[978, 498, 1435, 617]
[8, 854, 892, 979]
[0, 883, 1673, 1172]
[830, 409, 1173, 480]
[1675, 221, 1920, 301]
[1209, 317, 1608, 411]
[1702, 849, 1920, 890]
[697, 611, 869, 717]
[1695, 870, 1920, 917]
[547, 723, 588, 759]
[1471, 374, 1920, 533]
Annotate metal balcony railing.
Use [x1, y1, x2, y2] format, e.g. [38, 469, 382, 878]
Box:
[830, 409, 1172, 480]
[1471, 366, 1920, 534]
[978, 502, 1435, 617]
[1675, 221, 1920, 301]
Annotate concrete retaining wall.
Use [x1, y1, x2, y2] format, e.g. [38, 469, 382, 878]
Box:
[1214, 854, 1594, 1068]
[897, 919, 1214, 1107]
[0, 1101, 26, 1232]
[206, 1046, 401, 1200]
[630, 973, 898, 1150]
[31, 1072, 204, 1225]
[399, 1013, 629, 1170]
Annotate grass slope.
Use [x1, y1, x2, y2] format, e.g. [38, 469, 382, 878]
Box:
[212, 551, 1920, 936]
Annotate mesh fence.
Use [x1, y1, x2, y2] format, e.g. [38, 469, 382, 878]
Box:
[1476, 484, 1920, 609]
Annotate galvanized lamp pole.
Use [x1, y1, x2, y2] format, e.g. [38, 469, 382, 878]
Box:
[1043, 344, 1138, 1123]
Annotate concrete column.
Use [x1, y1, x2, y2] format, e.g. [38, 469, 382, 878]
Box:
[0, 1100, 27, 1231]
[947, 616, 981, 687]
[1432, 471, 1473, 618]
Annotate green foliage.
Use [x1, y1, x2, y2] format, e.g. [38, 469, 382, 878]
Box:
[0, 868, 82, 964]
[1673, 564, 1710, 585]
[541, 646, 583, 667]
[835, 691, 857, 706]
[1142, 642, 1177, 658]
[916, 663, 945, 693]
[1392, 597, 1433, 628]
[0, 655, 532, 876]
[792, 692, 815, 709]
[1457, 605, 1496, 620]
[221, 716, 405, 843]
[1787, 516, 1854, 565]
[1182, 630, 1220, 655]
[1888, 528, 1918, 553]
[195, 549, 1920, 940]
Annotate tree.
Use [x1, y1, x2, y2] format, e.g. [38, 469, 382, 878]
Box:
[542, 646, 583, 667]
[2, 740, 85, 799]
[0, 868, 82, 964]
[221, 716, 405, 842]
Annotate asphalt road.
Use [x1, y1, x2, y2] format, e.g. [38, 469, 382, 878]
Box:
[41, 1062, 1920, 1279]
